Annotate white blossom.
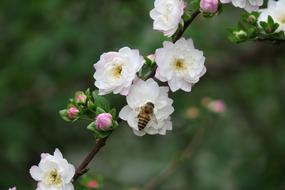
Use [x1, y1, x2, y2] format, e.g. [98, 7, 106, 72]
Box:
[94, 47, 144, 96]
[258, 0, 285, 33]
[30, 149, 75, 190]
[220, 0, 263, 12]
[119, 79, 174, 136]
[150, 0, 185, 37]
[155, 38, 206, 92]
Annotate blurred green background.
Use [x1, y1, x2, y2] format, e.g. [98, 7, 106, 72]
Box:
[1, 0, 285, 189]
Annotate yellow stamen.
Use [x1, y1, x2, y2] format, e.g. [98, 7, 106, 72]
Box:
[112, 65, 122, 78]
[46, 169, 62, 185]
[172, 59, 187, 72]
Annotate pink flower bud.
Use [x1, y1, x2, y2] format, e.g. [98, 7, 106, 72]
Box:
[86, 180, 99, 188]
[67, 106, 79, 119]
[147, 54, 156, 62]
[208, 100, 226, 113]
[75, 91, 87, 104]
[9, 187, 16, 190]
[95, 113, 112, 130]
[200, 0, 219, 13]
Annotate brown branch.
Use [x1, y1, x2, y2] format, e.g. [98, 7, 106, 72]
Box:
[142, 127, 206, 190]
[172, 10, 201, 43]
[73, 135, 110, 181]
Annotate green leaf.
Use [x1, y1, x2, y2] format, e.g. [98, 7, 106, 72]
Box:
[87, 122, 96, 132]
[192, 0, 201, 10]
[96, 107, 106, 115]
[93, 129, 112, 139]
[109, 108, 117, 119]
[267, 15, 274, 25]
[59, 109, 71, 122]
[92, 90, 110, 111]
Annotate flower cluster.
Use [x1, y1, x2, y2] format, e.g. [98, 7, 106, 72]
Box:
[28, 0, 285, 189]
[93, 41, 205, 135]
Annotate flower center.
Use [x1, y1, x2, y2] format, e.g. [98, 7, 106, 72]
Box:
[45, 169, 62, 185]
[172, 58, 187, 72]
[279, 15, 285, 24]
[112, 65, 123, 78]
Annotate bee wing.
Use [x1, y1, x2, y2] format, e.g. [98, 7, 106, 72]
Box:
[150, 114, 158, 125]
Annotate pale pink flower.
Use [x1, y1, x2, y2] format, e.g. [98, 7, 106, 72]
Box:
[94, 47, 144, 96]
[150, 0, 185, 37]
[8, 187, 16, 190]
[29, 149, 75, 190]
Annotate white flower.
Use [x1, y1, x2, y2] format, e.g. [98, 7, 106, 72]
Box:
[150, 0, 185, 37]
[94, 47, 144, 96]
[119, 79, 174, 136]
[30, 149, 75, 190]
[220, 0, 263, 12]
[258, 0, 285, 32]
[155, 38, 206, 92]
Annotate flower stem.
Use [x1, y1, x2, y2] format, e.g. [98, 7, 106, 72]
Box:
[172, 10, 201, 43]
[73, 135, 111, 181]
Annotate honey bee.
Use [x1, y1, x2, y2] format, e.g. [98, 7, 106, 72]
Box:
[137, 102, 155, 131]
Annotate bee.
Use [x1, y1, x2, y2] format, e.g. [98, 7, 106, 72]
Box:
[137, 102, 155, 131]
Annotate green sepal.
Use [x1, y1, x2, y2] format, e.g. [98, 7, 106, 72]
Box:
[144, 56, 155, 67]
[109, 108, 117, 120]
[59, 109, 71, 122]
[87, 122, 96, 132]
[96, 107, 106, 115]
[260, 16, 279, 34]
[192, 0, 201, 10]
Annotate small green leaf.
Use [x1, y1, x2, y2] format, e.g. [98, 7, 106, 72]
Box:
[59, 109, 71, 122]
[109, 108, 117, 119]
[96, 107, 106, 115]
[92, 91, 110, 111]
[192, 0, 201, 10]
[267, 15, 274, 25]
[93, 129, 112, 139]
[87, 122, 96, 132]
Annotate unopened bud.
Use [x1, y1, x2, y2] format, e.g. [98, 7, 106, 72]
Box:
[75, 91, 87, 104]
[67, 106, 79, 119]
[86, 180, 99, 188]
[208, 100, 226, 113]
[247, 15, 256, 24]
[234, 30, 247, 38]
[200, 0, 219, 13]
[95, 113, 113, 130]
[147, 54, 156, 62]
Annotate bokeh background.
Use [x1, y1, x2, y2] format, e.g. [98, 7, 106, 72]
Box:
[1, 0, 285, 189]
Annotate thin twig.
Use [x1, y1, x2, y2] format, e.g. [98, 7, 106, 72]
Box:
[142, 127, 206, 190]
[73, 136, 110, 181]
[172, 10, 201, 43]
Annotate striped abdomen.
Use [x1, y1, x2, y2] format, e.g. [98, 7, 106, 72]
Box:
[138, 113, 151, 131]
